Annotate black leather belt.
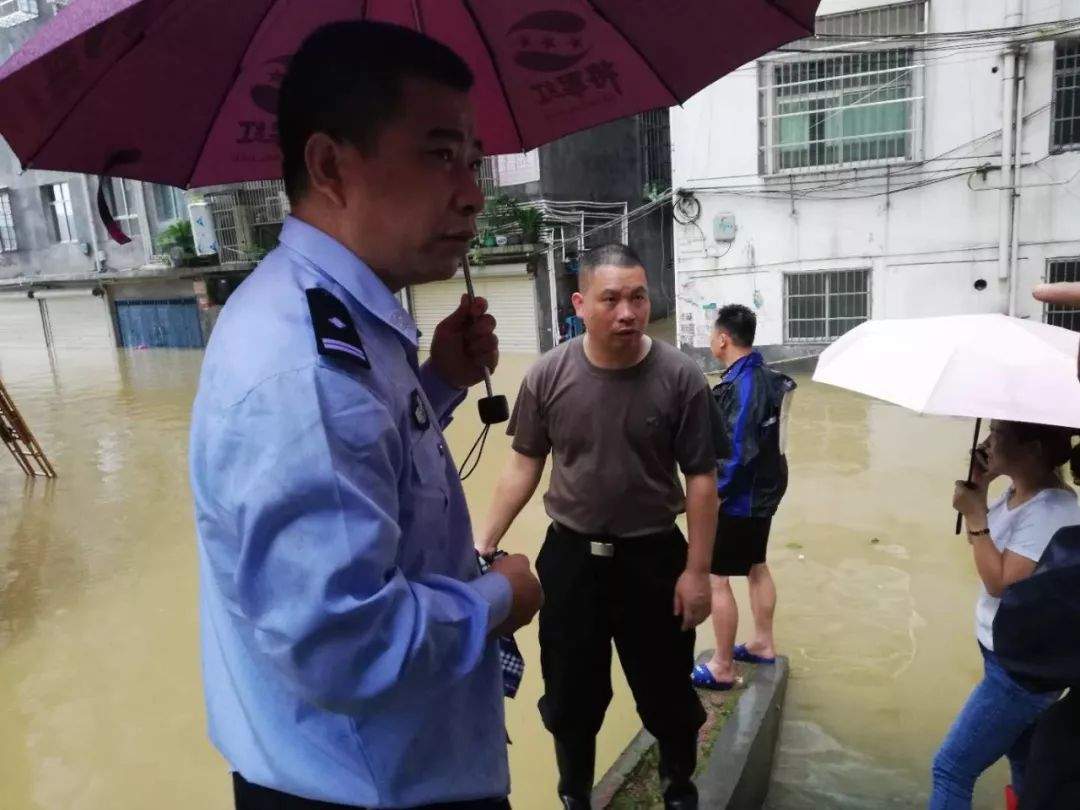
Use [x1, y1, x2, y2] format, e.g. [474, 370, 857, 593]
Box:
[552, 522, 678, 557]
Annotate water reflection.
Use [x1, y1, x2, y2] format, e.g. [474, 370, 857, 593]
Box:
[1, 480, 58, 648]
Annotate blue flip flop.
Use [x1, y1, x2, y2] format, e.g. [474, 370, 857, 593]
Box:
[733, 644, 776, 665]
[691, 663, 738, 691]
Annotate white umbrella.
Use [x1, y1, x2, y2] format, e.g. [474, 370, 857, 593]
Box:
[813, 314, 1080, 532]
[813, 314, 1080, 428]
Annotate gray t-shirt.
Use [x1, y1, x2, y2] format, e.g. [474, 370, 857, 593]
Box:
[976, 487, 1080, 650]
[508, 336, 716, 537]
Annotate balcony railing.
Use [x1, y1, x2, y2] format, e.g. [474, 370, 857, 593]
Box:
[0, 0, 38, 28]
[204, 180, 289, 264]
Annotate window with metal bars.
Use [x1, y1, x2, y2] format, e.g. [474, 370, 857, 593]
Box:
[493, 151, 540, 187]
[478, 158, 497, 198]
[814, 1, 926, 37]
[1052, 41, 1080, 151]
[103, 178, 139, 226]
[785, 269, 870, 343]
[206, 180, 290, 263]
[42, 182, 76, 243]
[1045, 258, 1080, 331]
[759, 1, 925, 174]
[152, 185, 186, 224]
[0, 189, 17, 252]
[639, 108, 671, 193]
[0, 0, 38, 28]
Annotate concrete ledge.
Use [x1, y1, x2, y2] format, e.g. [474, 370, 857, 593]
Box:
[698, 655, 789, 809]
[593, 653, 789, 809]
[592, 728, 658, 808]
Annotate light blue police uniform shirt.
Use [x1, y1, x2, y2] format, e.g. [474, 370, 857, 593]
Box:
[190, 216, 512, 808]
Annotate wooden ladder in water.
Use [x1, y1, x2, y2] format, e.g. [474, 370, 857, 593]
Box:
[0, 377, 56, 478]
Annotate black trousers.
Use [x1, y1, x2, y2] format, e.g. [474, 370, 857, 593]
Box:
[233, 773, 511, 810]
[535, 523, 705, 801]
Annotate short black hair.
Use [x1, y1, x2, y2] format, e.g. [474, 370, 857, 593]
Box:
[277, 21, 474, 202]
[578, 243, 646, 291]
[715, 304, 756, 347]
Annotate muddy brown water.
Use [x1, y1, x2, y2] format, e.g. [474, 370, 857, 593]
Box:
[1, 306, 1007, 808]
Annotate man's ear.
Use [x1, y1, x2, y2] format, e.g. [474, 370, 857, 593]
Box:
[304, 133, 349, 209]
[571, 291, 585, 317]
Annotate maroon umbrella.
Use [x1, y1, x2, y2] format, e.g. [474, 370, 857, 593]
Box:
[0, 0, 818, 189]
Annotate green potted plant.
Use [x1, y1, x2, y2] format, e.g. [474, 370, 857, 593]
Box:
[154, 220, 197, 265]
[515, 205, 545, 245]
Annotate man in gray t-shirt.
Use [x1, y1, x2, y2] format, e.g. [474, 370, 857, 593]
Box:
[477, 244, 717, 810]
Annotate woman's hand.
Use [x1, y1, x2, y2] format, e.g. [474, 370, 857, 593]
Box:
[954, 446, 992, 525]
[953, 480, 989, 527]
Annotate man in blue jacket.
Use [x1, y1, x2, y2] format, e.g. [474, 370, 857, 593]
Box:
[190, 22, 543, 809]
[692, 305, 795, 690]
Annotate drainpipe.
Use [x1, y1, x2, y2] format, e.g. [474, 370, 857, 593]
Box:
[79, 175, 102, 273]
[999, 0, 1023, 293]
[547, 241, 559, 344]
[998, 47, 1017, 286]
[1008, 47, 1027, 317]
[134, 181, 153, 262]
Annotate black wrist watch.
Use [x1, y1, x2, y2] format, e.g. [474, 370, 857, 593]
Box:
[478, 549, 508, 573]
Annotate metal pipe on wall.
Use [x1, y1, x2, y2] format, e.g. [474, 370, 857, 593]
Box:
[998, 47, 1017, 283]
[79, 175, 102, 272]
[999, 0, 1023, 288]
[28, 288, 104, 300]
[1008, 47, 1027, 317]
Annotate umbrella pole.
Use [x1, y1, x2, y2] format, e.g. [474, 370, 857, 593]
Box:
[955, 417, 983, 535]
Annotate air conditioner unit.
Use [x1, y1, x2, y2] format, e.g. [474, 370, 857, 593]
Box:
[188, 202, 218, 257]
[0, 0, 38, 28]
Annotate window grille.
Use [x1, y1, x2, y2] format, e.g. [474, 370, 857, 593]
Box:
[1045, 258, 1080, 331]
[785, 269, 871, 342]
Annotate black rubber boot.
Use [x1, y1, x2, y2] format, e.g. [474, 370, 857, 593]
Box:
[659, 734, 699, 810]
[554, 735, 596, 809]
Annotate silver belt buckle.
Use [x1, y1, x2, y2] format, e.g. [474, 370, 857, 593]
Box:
[589, 540, 615, 558]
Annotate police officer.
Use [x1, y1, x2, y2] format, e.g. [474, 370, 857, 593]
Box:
[190, 22, 542, 810]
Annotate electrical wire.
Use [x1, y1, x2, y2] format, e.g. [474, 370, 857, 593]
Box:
[682, 100, 1054, 203]
[773, 17, 1080, 54]
[458, 423, 491, 482]
[487, 20, 1080, 262]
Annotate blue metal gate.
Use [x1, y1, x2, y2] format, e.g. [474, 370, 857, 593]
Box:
[115, 298, 204, 349]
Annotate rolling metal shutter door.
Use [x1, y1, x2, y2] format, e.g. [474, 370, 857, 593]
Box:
[0, 299, 45, 348]
[114, 298, 204, 348]
[411, 273, 539, 353]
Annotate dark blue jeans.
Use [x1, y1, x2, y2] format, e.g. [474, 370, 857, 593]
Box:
[930, 645, 1059, 809]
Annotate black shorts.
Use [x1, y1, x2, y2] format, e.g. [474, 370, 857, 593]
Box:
[711, 513, 772, 576]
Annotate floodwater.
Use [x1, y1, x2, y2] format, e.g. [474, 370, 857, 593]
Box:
[0, 305, 1007, 809]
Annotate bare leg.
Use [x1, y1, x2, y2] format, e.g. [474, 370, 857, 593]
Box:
[745, 563, 777, 658]
[706, 575, 738, 682]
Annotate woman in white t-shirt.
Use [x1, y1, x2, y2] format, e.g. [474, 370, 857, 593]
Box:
[930, 420, 1080, 809]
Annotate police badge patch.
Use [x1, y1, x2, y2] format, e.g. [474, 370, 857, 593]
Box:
[305, 288, 370, 368]
[411, 390, 430, 431]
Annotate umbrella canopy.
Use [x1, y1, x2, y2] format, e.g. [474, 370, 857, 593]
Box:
[0, 0, 818, 188]
[812, 314, 1080, 429]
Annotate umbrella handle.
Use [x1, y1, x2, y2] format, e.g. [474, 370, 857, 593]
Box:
[955, 417, 983, 535]
[462, 256, 509, 425]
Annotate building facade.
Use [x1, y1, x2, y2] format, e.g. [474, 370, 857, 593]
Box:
[672, 0, 1080, 370]
[0, 1, 232, 350]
